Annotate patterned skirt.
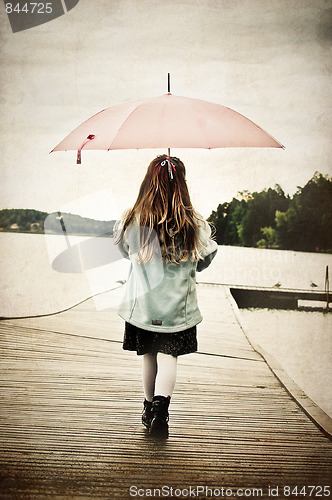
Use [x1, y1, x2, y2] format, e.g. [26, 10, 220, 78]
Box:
[123, 321, 197, 357]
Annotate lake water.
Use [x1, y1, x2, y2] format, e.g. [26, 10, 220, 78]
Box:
[1, 232, 331, 416]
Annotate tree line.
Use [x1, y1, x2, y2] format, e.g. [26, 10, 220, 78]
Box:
[1, 172, 331, 252]
[207, 172, 332, 253]
[0, 209, 48, 233]
[0, 209, 115, 236]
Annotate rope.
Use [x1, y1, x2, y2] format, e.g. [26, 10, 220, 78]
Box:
[0, 283, 125, 321]
[1, 323, 263, 363]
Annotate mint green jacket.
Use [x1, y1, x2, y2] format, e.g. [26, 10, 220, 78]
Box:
[115, 217, 218, 333]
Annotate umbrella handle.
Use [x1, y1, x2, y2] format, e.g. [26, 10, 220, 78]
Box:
[77, 134, 95, 164]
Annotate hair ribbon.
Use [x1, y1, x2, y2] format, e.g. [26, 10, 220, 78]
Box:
[159, 157, 176, 180]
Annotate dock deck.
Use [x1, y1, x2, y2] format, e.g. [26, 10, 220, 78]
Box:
[0, 284, 331, 499]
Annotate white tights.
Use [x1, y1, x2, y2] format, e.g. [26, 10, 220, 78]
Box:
[142, 352, 178, 401]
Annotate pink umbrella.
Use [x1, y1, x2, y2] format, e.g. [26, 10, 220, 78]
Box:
[49, 77, 284, 273]
[52, 77, 283, 163]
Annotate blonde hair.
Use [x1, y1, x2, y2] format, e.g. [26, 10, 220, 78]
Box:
[117, 155, 203, 263]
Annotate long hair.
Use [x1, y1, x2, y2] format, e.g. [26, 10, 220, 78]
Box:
[117, 155, 203, 263]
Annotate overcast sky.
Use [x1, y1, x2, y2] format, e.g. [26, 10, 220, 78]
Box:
[0, 0, 331, 219]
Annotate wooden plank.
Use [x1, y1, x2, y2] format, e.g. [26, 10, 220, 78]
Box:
[0, 284, 331, 499]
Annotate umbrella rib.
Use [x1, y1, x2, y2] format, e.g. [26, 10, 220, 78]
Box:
[107, 101, 145, 150]
[225, 106, 284, 148]
[182, 97, 211, 149]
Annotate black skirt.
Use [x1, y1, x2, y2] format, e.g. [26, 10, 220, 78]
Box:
[123, 321, 197, 356]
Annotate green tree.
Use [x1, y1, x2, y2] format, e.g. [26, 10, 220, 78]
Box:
[257, 226, 278, 248]
[237, 186, 289, 247]
[207, 175, 330, 252]
[208, 198, 247, 245]
[208, 202, 230, 245]
[276, 173, 332, 251]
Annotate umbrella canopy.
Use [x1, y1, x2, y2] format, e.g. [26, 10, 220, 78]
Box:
[50, 88, 284, 274]
[52, 93, 283, 162]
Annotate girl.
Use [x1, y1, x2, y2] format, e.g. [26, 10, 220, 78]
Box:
[115, 155, 217, 438]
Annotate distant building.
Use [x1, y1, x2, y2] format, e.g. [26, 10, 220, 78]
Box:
[10, 223, 20, 230]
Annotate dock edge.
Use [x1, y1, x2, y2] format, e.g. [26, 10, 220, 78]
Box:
[224, 286, 332, 441]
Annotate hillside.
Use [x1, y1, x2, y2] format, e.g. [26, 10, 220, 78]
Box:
[0, 209, 115, 237]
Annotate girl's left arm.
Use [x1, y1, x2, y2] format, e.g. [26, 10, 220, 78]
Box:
[196, 220, 218, 272]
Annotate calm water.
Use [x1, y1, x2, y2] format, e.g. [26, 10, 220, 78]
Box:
[1, 232, 331, 416]
[241, 308, 331, 417]
[201, 244, 332, 417]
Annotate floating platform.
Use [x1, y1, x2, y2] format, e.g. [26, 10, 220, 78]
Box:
[230, 285, 331, 310]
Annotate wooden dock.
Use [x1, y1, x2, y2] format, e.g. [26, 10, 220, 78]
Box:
[0, 284, 331, 499]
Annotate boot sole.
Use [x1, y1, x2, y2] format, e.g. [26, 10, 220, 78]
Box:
[149, 421, 169, 438]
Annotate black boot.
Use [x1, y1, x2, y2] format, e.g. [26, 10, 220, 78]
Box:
[149, 395, 170, 438]
[142, 399, 153, 429]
